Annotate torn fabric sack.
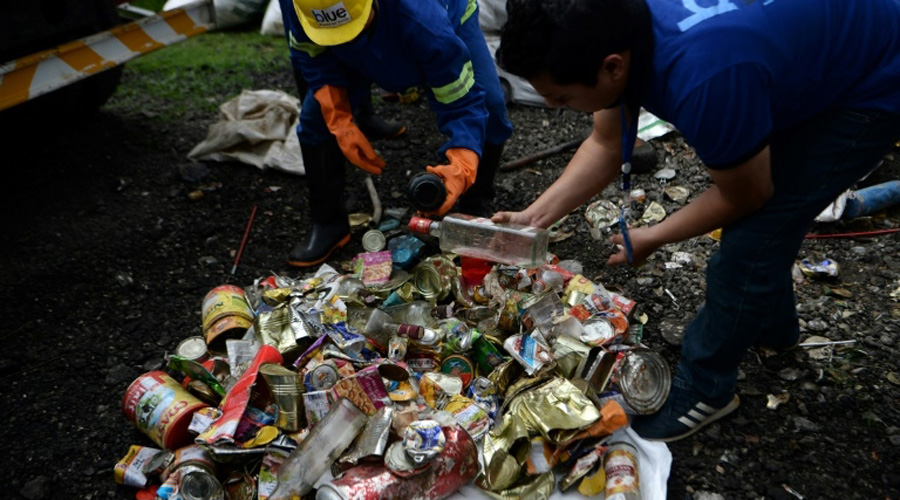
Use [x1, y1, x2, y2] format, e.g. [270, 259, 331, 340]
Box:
[189, 89, 305, 175]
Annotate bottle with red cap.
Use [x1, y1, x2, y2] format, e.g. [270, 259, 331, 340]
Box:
[409, 213, 549, 268]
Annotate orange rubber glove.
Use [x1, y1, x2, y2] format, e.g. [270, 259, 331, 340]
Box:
[424, 148, 479, 216]
[314, 85, 385, 175]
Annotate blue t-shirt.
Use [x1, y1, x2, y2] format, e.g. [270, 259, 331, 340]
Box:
[643, 0, 900, 168]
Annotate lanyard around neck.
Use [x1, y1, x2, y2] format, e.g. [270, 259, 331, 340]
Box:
[618, 104, 639, 264]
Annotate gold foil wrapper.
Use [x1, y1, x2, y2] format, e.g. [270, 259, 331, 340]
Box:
[481, 378, 601, 491]
[261, 288, 293, 306]
[480, 471, 556, 500]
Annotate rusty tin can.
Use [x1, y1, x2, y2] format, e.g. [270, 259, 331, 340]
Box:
[176, 336, 210, 363]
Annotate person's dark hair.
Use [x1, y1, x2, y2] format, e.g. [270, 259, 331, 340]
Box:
[498, 0, 650, 87]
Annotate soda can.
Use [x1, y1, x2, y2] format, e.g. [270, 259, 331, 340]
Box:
[402, 419, 446, 465]
[316, 425, 478, 500]
[201, 285, 254, 354]
[177, 336, 210, 363]
[614, 348, 671, 415]
[122, 371, 210, 449]
[361, 229, 387, 252]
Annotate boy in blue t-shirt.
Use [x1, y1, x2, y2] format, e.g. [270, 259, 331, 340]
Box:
[494, 0, 900, 442]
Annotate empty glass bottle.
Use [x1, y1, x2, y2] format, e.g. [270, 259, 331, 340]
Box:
[409, 213, 550, 268]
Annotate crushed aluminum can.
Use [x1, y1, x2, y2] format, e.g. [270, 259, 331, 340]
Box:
[503, 334, 553, 376]
[444, 394, 491, 440]
[361, 229, 387, 252]
[585, 199, 620, 232]
[402, 419, 446, 465]
[664, 185, 690, 203]
[387, 336, 408, 362]
[418, 372, 463, 409]
[799, 258, 839, 278]
[114, 445, 162, 488]
[639, 201, 666, 225]
[319, 424, 478, 500]
[614, 348, 671, 415]
[341, 406, 394, 465]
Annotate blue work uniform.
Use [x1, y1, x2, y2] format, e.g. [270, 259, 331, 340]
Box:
[636, 0, 900, 408]
[279, 0, 512, 158]
[645, 0, 900, 168]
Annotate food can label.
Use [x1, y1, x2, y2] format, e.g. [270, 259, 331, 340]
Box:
[605, 447, 639, 495]
[114, 445, 160, 487]
[201, 285, 253, 331]
[122, 371, 208, 449]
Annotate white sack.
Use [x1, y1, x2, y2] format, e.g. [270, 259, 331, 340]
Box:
[188, 89, 305, 175]
[164, 0, 267, 30]
[260, 0, 284, 36]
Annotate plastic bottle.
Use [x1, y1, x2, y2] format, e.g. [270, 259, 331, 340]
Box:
[346, 306, 423, 347]
[409, 214, 550, 268]
[382, 300, 453, 328]
[269, 398, 367, 500]
[531, 268, 565, 294]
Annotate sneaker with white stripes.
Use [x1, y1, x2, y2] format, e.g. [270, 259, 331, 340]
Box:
[630, 383, 740, 443]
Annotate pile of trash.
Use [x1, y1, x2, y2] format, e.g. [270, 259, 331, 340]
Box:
[115, 213, 672, 500]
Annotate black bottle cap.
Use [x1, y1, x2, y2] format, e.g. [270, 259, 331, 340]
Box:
[407, 172, 447, 212]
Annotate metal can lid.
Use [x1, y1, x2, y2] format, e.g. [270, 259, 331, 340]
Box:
[617, 348, 671, 415]
[440, 354, 474, 389]
[177, 336, 209, 362]
[362, 229, 387, 252]
[413, 262, 445, 300]
[308, 364, 340, 391]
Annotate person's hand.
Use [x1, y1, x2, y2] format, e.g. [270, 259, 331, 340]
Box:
[332, 126, 385, 175]
[314, 85, 386, 175]
[607, 225, 661, 266]
[422, 148, 478, 216]
[491, 210, 543, 227]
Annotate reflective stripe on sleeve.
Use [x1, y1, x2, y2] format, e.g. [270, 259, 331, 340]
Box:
[461, 0, 477, 24]
[431, 60, 475, 104]
[289, 32, 326, 57]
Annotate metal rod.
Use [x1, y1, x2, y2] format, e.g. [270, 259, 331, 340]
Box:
[499, 133, 588, 172]
[798, 340, 857, 348]
[231, 204, 258, 275]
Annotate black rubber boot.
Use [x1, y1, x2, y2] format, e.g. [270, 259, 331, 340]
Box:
[631, 139, 659, 174]
[458, 142, 503, 217]
[288, 139, 351, 268]
[355, 90, 407, 141]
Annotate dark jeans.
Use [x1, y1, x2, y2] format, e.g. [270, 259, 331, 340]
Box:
[680, 108, 900, 400]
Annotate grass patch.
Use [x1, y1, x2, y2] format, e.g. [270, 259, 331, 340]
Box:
[108, 29, 289, 121]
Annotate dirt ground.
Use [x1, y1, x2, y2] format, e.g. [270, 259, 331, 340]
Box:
[2, 63, 899, 500]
